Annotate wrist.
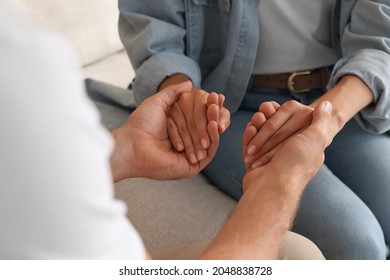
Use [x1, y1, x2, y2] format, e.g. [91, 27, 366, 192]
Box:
[158, 73, 191, 91]
[328, 76, 361, 129]
[310, 96, 346, 137]
[110, 126, 136, 182]
[311, 75, 373, 135]
[243, 168, 306, 196]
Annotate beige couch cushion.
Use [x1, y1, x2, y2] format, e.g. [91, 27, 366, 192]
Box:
[16, 0, 123, 66]
[83, 50, 133, 88]
[116, 176, 236, 252]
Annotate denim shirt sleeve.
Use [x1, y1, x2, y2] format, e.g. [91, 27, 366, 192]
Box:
[118, 0, 201, 105]
[329, 0, 390, 134]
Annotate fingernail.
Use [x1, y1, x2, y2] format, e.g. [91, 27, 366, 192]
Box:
[190, 153, 197, 164]
[201, 139, 208, 149]
[176, 143, 184, 151]
[197, 150, 204, 161]
[247, 145, 256, 155]
[251, 160, 263, 169]
[220, 124, 226, 133]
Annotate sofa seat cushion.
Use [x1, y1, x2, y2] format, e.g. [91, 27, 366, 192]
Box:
[115, 175, 236, 252]
[83, 50, 134, 89]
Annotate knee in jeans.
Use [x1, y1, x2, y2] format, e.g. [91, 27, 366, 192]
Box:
[328, 230, 387, 260]
[357, 233, 387, 260]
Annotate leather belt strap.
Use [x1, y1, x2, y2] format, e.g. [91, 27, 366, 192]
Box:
[252, 67, 329, 93]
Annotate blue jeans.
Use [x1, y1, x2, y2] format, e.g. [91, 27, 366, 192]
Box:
[202, 85, 390, 259]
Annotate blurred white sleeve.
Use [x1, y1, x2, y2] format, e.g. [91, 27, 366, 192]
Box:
[0, 1, 145, 259]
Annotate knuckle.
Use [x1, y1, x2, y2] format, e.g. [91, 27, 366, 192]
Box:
[178, 125, 188, 134]
[167, 120, 175, 129]
[260, 153, 271, 165]
[264, 119, 278, 132]
[284, 100, 298, 108]
[272, 130, 283, 141]
[283, 100, 299, 112]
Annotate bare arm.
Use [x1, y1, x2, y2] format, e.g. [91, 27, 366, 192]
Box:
[199, 173, 303, 259]
[109, 81, 331, 259]
[199, 101, 333, 259]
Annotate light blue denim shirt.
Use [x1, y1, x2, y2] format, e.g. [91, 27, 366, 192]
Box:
[119, 0, 390, 133]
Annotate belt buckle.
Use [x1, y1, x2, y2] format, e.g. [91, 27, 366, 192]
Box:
[287, 70, 311, 93]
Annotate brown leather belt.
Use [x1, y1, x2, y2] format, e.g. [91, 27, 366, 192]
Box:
[252, 67, 329, 93]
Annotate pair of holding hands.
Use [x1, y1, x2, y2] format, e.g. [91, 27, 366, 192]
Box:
[123, 81, 332, 186]
[165, 82, 331, 167]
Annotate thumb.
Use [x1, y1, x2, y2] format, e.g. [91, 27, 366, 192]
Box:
[312, 100, 332, 126]
[310, 101, 333, 147]
[153, 81, 193, 111]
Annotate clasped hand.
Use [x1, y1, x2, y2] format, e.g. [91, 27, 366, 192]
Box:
[242, 100, 334, 192]
[166, 85, 231, 165]
[111, 81, 229, 181]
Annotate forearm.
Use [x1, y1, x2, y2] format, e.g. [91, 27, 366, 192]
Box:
[199, 174, 304, 260]
[311, 75, 373, 135]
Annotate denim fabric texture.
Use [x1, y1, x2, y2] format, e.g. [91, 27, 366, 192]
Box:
[119, 0, 390, 259]
[119, 0, 390, 133]
[202, 85, 390, 259]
